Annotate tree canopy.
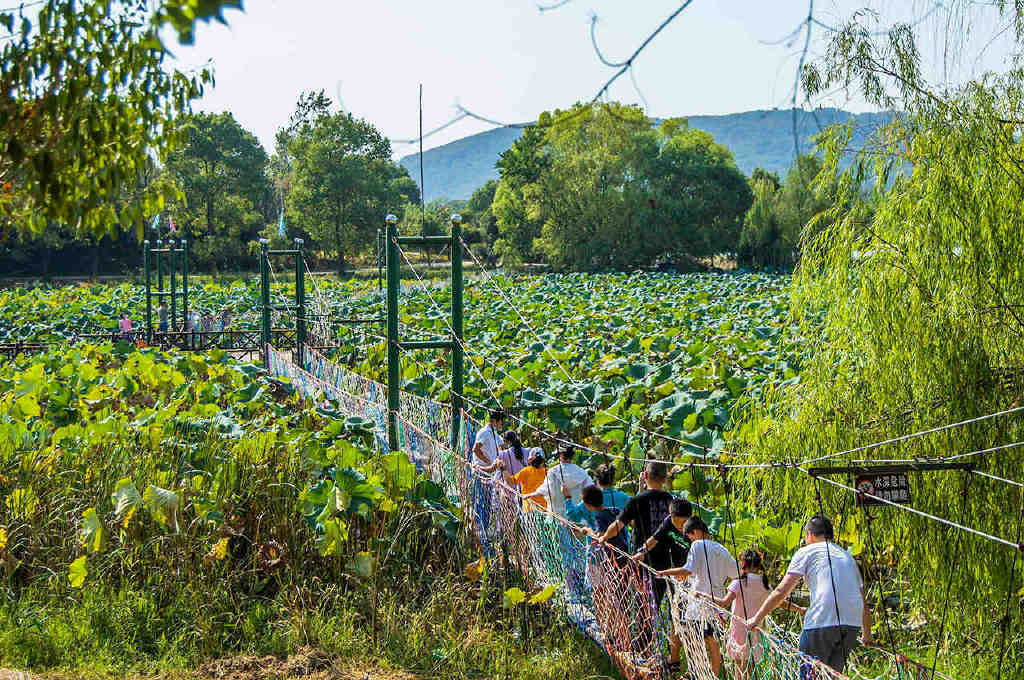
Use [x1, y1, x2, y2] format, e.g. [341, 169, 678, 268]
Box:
[162, 112, 273, 271]
[280, 93, 416, 275]
[493, 103, 752, 270]
[0, 0, 241, 238]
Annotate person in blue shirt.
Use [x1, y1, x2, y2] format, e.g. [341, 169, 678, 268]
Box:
[565, 462, 631, 529]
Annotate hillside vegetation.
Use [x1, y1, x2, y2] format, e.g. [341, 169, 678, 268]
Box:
[400, 108, 894, 201]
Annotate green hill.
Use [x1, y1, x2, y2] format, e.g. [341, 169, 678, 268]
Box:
[400, 107, 894, 201]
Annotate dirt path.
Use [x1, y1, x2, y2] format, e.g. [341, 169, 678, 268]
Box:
[1, 648, 422, 680]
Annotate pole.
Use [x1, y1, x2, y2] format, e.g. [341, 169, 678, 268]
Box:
[143, 240, 152, 344]
[259, 239, 271, 367]
[156, 238, 164, 301]
[181, 239, 189, 332]
[377, 228, 384, 294]
[169, 239, 177, 333]
[450, 214, 464, 450]
[295, 238, 306, 369]
[385, 214, 400, 451]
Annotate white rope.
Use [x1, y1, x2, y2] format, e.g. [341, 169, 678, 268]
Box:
[799, 406, 1024, 466]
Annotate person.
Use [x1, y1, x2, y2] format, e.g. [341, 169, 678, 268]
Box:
[598, 461, 681, 669]
[472, 409, 506, 471]
[188, 310, 200, 347]
[581, 484, 629, 555]
[631, 497, 692, 567]
[700, 549, 806, 680]
[219, 309, 232, 332]
[657, 517, 740, 677]
[510, 448, 548, 511]
[524, 444, 591, 517]
[476, 431, 536, 489]
[201, 311, 214, 333]
[118, 312, 133, 341]
[566, 462, 631, 530]
[744, 515, 871, 676]
[157, 302, 168, 333]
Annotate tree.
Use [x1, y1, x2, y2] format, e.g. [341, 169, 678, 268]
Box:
[737, 7, 1024, 670]
[0, 0, 240, 238]
[465, 179, 500, 264]
[283, 103, 409, 275]
[492, 125, 549, 264]
[737, 156, 841, 269]
[163, 113, 271, 271]
[494, 102, 752, 270]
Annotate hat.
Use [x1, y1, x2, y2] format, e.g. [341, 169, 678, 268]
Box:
[527, 447, 545, 464]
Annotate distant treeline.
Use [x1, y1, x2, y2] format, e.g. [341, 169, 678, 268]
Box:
[0, 99, 846, 277]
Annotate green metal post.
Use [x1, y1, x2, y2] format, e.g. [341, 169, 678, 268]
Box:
[259, 239, 271, 367]
[181, 239, 189, 332]
[377, 228, 384, 294]
[385, 214, 400, 451]
[294, 238, 306, 368]
[169, 239, 177, 332]
[143, 240, 152, 344]
[450, 214, 464, 449]
[156, 239, 164, 299]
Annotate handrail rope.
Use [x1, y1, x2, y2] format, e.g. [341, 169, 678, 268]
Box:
[274, 348, 952, 680]
[851, 440, 1024, 465]
[799, 406, 1024, 466]
[406, 401, 941, 680]
[459, 238, 762, 459]
[807, 471, 1023, 550]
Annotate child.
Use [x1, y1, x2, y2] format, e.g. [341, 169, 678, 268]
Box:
[656, 517, 739, 677]
[511, 449, 549, 511]
[700, 549, 806, 678]
[566, 462, 630, 530]
[581, 484, 629, 555]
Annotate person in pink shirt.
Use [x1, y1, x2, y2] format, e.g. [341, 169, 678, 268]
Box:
[118, 312, 133, 341]
[702, 549, 805, 679]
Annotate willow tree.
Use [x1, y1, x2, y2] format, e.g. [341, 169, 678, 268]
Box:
[733, 6, 1024, 677]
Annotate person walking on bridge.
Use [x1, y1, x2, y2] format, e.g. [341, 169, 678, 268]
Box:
[744, 514, 872, 676]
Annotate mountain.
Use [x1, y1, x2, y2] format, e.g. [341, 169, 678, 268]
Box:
[399, 108, 895, 202]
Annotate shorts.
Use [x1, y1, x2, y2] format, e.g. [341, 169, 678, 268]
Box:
[799, 625, 860, 675]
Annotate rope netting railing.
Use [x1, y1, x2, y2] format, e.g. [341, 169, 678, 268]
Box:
[265, 346, 933, 680]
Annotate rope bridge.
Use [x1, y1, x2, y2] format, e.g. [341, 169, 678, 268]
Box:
[266, 345, 935, 680]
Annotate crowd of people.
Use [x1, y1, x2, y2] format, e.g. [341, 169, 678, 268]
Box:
[117, 304, 234, 343]
[471, 409, 872, 678]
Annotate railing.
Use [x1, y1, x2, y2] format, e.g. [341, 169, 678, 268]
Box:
[0, 328, 332, 362]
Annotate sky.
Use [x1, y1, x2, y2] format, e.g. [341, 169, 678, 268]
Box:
[170, 0, 1018, 156]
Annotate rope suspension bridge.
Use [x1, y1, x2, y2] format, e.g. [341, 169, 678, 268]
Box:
[5, 221, 1021, 679]
[251, 215, 1024, 680]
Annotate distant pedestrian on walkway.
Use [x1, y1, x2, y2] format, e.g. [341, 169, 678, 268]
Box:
[118, 312, 133, 341]
[157, 303, 168, 333]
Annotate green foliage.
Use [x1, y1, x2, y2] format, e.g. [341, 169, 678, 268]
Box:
[734, 10, 1024, 676]
[0, 0, 241, 237]
[494, 102, 753, 270]
[280, 92, 415, 275]
[162, 112, 273, 270]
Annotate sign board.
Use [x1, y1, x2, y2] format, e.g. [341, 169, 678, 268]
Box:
[855, 472, 911, 507]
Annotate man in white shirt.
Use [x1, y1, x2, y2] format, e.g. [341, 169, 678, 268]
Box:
[524, 444, 591, 517]
[656, 516, 739, 676]
[472, 409, 506, 470]
[745, 515, 872, 674]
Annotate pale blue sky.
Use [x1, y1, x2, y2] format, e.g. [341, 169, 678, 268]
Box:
[172, 1, 1016, 155]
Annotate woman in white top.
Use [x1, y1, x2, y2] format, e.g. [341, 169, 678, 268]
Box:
[524, 444, 591, 517]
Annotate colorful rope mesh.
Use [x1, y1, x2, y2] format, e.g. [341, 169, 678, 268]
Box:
[269, 347, 928, 680]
